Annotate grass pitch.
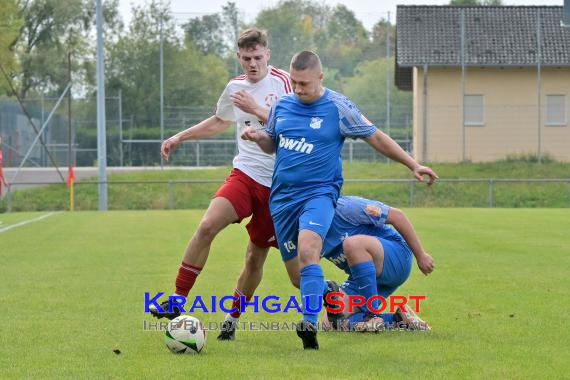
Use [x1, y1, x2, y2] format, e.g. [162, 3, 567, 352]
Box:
[1, 209, 569, 379]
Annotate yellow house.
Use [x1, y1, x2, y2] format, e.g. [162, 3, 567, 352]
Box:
[396, 6, 570, 162]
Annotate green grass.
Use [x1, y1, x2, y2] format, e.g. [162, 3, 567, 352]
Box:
[1, 209, 569, 378]
[3, 161, 570, 211]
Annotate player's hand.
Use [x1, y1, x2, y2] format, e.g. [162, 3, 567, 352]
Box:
[161, 136, 181, 161]
[231, 90, 260, 115]
[413, 165, 439, 186]
[240, 127, 260, 142]
[417, 253, 435, 275]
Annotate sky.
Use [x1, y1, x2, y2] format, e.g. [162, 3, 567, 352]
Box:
[118, 0, 564, 30]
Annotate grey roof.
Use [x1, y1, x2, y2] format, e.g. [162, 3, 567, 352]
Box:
[397, 6, 570, 67]
[395, 6, 570, 89]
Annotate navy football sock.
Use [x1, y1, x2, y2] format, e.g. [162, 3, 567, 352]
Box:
[349, 261, 379, 313]
[300, 264, 325, 324]
[381, 313, 396, 324]
[347, 312, 366, 329]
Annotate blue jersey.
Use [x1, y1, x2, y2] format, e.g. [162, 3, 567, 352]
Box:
[323, 196, 405, 275]
[266, 89, 377, 214]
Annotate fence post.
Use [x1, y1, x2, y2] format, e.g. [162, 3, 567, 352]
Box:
[196, 142, 200, 167]
[6, 185, 12, 212]
[118, 89, 123, 167]
[168, 180, 175, 209]
[349, 140, 353, 163]
[488, 179, 494, 208]
[409, 180, 415, 208]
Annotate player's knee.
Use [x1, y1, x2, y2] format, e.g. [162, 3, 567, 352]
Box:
[342, 236, 363, 255]
[298, 239, 321, 264]
[245, 251, 266, 273]
[195, 217, 223, 241]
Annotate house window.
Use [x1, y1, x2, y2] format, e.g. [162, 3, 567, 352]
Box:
[464, 95, 484, 126]
[546, 95, 566, 126]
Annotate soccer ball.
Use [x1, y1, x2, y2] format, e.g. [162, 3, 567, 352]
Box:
[164, 315, 206, 354]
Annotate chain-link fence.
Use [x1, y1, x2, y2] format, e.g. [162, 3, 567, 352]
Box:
[3, 178, 570, 212]
[0, 98, 412, 168]
[2, 6, 569, 172]
[1, 9, 414, 170]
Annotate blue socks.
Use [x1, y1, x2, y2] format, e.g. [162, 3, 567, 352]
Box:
[349, 261, 379, 313]
[300, 264, 325, 324]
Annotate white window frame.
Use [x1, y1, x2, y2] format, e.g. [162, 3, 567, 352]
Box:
[545, 94, 567, 126]
[464, 94, 485, 126]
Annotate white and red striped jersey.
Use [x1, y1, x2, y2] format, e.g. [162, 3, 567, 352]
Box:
[216, 66, 291, 187]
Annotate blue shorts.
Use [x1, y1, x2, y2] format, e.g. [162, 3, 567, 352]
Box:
[341, 237, 413, 299]
[272, 195, 335, 262]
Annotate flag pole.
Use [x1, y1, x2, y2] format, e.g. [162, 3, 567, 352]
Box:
[67, 48, 74, 211]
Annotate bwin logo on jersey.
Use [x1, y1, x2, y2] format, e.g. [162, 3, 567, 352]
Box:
[309, 117, 323, 129]
[330, 254, 347, 266]
[278, 134, 314, 154]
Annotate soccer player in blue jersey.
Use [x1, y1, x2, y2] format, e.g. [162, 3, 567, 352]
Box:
[319, 195, 434, 332]
[241, 50, 438, 350]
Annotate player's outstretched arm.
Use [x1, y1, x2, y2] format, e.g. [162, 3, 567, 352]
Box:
[231, 90, 270, 124]
[364, 130, 439, 186]
[386, 207, 435, 275]
[161, 116, 232, 161]
[240, 127, 275, 154]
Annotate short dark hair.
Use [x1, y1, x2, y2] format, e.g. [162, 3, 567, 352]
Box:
[237, 28, 268, 49]
[290, 51, 322, 71]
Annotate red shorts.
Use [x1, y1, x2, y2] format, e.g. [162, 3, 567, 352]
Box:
[214, 168, 277, 249]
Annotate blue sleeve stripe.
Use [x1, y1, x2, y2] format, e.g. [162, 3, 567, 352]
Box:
[329, 92, 377, 138]
[379, 203, 390, 224]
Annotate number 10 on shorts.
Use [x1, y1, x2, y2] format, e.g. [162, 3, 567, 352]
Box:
[283, 240, 296, 253]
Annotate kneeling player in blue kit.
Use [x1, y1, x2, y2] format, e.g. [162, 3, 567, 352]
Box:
[320, 196, 435, 331]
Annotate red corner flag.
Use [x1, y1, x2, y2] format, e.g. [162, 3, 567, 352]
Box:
[66, 166, 75, 188]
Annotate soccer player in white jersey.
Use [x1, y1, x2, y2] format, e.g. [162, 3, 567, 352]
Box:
[151, 29, 291, 341]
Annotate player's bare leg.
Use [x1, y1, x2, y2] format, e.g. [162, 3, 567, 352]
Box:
[284, 256, 300, 289]
[236, 241, 269, 296]
[343, 235, 385, 275]
[182, 197, 239, 267]
[218, 241, 269, 340]
[150, 197, 239, 319]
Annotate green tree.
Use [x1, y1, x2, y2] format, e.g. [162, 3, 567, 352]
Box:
[319, 5, 369, 77]
[184, 14, 227, 56]
[255, 1, 373, 78]
[105, 0, 228, 126]
[344, 58, 412, 139]
[221, 2, 240, 50]
[0, 0, 23, 93]
[13, 0, 122, 99]
[365, 19, 395, 61]
[221, 2, 242, 76]
[182, 2, 243, 76]
[322, 67, 342, 92]
[255, 0, 329, 70]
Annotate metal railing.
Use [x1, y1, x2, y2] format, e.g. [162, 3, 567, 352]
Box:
[2, 178, 570, 211]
